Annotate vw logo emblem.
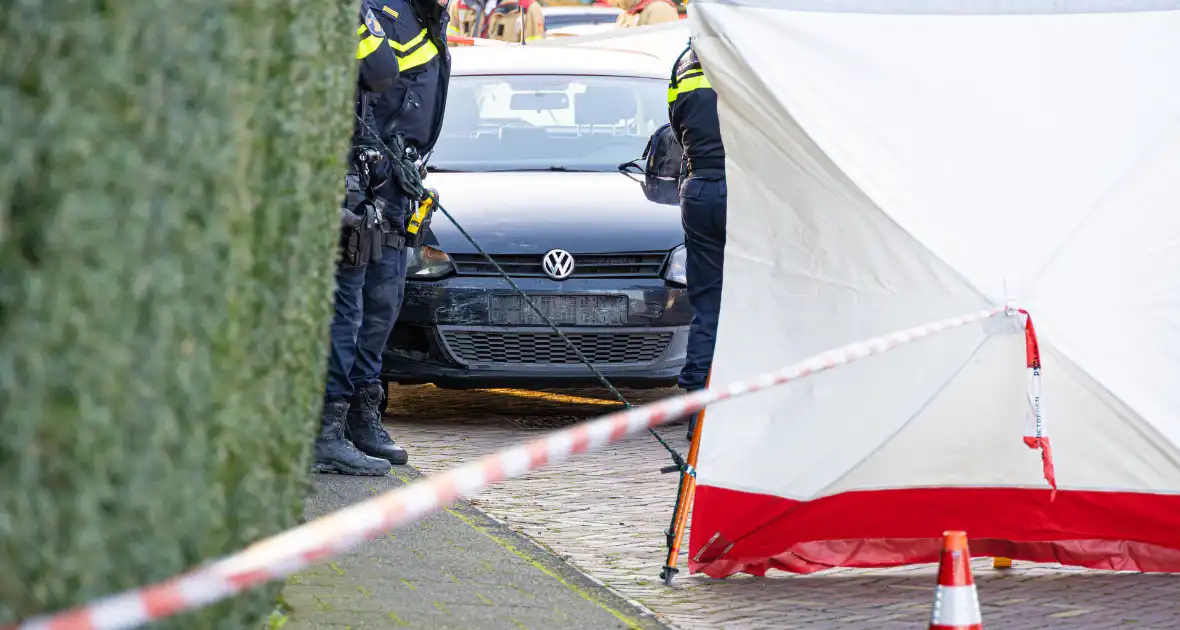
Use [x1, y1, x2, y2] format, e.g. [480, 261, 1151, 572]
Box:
[541, 249, 575, 280]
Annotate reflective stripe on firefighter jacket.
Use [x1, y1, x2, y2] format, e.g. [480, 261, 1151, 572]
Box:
[668, 45, 725, 176]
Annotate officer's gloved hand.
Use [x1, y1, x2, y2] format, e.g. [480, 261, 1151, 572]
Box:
[370, 159, 392, 192]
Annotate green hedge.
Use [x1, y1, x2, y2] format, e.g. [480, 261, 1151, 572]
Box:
[0, 0, 354, 626]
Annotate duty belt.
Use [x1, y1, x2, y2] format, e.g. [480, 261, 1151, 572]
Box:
[686, 156, 725, 176]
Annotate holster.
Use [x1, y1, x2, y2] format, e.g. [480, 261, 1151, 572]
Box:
[339, 170, 386, 267]
[344, 171, 366, 216]
[363, 202, 384, 264]
[339, 205, 379, 267]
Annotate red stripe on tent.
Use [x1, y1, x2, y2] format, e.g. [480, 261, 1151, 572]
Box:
[689, 485, 1180, 578]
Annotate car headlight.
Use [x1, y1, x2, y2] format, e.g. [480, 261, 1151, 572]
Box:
[406, 245, 454, 280]
[664, 245, 687, 286]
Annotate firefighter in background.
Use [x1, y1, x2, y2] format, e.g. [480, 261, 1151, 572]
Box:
[451, 0, 544, 41]
[613, 0, 678, 28]
[667, 41, 725, 440]
[486, 0, 545, 42]
[448, 0, 478, 36]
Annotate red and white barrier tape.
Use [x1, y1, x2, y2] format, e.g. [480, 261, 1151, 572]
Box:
[1018, 308, 1057, 499]
[12, 306, 1034, 630]
[445, 34, 506, 46]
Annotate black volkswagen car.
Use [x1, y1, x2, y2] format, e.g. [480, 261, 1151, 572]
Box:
[382, 45, 690, 390]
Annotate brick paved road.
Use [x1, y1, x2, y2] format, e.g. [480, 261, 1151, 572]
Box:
[385, 384, 1180, 629]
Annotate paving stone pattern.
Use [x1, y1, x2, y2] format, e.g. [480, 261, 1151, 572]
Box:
[385, 384, 1180, 629]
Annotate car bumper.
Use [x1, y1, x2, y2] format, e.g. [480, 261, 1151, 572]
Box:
[382, 275, 692, 389]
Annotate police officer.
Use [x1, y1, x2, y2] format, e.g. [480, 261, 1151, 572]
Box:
[314, 0, 452, 476]
[667, 42, 725, 441]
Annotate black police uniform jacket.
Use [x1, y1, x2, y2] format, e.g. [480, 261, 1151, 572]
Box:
[355, 1, 400, 149]
[668, 45, 725, 178]
[368, 0, 453, 157]
[358, 1, 400, 94]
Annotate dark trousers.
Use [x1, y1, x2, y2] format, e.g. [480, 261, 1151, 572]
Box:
[678, 175, 727, 392]
[323, 195, 410, 403]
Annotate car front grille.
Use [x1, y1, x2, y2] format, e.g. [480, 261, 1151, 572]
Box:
[449, 252, 668, 278]
[440, 329, 674, 366]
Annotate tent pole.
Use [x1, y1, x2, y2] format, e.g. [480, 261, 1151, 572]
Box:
[660, 397, 708, 585]
[663, 458, 688, 550]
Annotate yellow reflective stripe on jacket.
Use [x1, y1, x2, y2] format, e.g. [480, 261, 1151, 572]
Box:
[388, 28, 427, 52]
[389, 28, 439, 72]
[357, 34, 384, 59]
[667, 72, 712, 103]
[358, 25, 368, 36]
[397, 39, 439, 71]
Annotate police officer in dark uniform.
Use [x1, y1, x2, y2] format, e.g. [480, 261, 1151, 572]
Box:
[314, 0, 452, 476]
[667, 42, 726, 440]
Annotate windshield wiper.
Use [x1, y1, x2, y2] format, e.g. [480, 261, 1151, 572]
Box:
[484, 166, 605, 173]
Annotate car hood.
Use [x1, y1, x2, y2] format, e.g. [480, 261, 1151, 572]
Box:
[422, 172, 683, 255]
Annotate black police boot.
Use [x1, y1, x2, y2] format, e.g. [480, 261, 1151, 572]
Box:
[313, 400, 391, 476]
[346, 383, 409, 465]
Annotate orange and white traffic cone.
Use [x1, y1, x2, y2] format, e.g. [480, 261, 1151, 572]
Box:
[929, 530, 983, 630]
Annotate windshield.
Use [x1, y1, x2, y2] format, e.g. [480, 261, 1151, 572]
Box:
[430, 74, 668, 172]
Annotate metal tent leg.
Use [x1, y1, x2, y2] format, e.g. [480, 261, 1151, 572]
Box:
[661, 403, 707, 585]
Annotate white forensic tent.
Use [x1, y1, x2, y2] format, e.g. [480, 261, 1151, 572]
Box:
[686, 0, 1180, 578]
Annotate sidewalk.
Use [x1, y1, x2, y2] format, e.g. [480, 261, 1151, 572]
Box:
[281, 467, 668, 630]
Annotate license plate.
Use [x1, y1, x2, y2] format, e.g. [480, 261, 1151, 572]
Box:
[489, 295, 628, 326]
